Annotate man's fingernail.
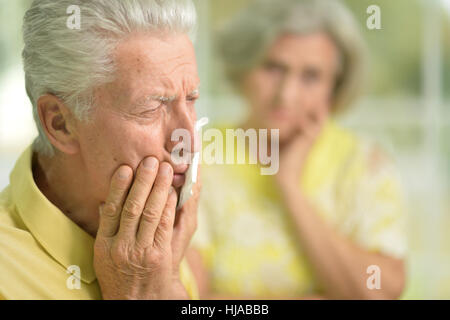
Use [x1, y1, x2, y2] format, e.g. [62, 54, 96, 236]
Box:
[169, 186, 175, 194]
[118, 166, 131, 180]
[160, 163, 172, 177]
[143, 157, 158, 169]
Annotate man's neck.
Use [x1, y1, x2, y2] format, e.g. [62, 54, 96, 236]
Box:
[32, 151, 99, 237]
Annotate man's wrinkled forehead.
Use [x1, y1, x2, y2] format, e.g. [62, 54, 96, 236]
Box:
[108, 32, 199, 105]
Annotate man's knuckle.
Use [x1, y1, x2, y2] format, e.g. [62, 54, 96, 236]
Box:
[159, 213, 172, 229]
[110, 242, 127, 263]
[93, 238, 110, 256]
[102, 202, 118, 218]
[148, 250, 163, 265]
[141, 207, 159, 224]
[151, 187, 167, 202]
[122, 199, 141, 219]
[135, 172, 152, 186]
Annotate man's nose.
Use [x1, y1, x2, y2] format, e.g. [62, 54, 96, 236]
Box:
[165, 101, 198, 156]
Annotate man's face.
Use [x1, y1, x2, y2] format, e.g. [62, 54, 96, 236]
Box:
[73, 32, 199, 201]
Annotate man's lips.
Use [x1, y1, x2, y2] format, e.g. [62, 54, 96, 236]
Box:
[172, 164, 188, 188]
[172, 173, 186, 188]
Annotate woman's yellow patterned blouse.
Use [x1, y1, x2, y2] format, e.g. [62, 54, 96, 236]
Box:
[192, 120, 407, 298]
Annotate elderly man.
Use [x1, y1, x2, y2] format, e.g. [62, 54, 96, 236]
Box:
[0, 0, 201, 299]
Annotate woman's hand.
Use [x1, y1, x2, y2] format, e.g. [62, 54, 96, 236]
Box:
[93, 157, 191, 300]
[275, 107, 327, 193]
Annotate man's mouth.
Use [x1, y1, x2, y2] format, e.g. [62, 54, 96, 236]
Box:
[172, 164, 188, 188]
[172, 173, 186, 188]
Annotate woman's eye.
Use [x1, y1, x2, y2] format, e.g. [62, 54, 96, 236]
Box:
[263, 62, 285, 75]
[301, 70, 321, 84]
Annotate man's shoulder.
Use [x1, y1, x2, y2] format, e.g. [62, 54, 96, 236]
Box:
[0, 185, 24, 231]
[0, 184, 41, 267]
[0, 186, 101, 299]
[0, 186, 39, 298]
[0, 185, 51, 299]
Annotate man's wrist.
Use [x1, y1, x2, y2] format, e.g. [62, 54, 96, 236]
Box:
[170, 278, 189, 299]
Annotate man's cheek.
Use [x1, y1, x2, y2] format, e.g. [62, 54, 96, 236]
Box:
[114, 139, 161, 169]
[110, 147, 141, 171]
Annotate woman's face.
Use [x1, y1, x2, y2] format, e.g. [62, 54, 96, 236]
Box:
[242, 32, 340, 143]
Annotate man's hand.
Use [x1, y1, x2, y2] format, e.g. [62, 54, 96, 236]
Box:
[172, 168, 202, 270]
[275, 107, 327, 192]
[93, 157, 186, 300]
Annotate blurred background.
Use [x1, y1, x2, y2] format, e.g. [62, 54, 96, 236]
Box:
[0, 0, 449, 299]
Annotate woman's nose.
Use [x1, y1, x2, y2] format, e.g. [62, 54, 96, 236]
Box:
[276, 75, 299, 106]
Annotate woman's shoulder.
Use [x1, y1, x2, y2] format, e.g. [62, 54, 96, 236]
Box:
[326, 121, 400, 180]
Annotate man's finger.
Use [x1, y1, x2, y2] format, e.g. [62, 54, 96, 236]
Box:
[117, 157, 159, 240]
[135, 162, 173, 248]
[152, 187, 177, 250]
[172, 181, 200, 263]
[97, 165, 133, 238]
[171, 206, 196, 265]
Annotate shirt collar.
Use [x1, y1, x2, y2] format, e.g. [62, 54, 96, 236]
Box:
[9, 145, 96, 283]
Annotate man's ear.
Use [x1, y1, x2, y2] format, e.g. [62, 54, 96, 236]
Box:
[36, 94, 80, 155]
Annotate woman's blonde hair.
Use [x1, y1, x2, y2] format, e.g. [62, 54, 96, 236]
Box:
[217, 0, 367, 113]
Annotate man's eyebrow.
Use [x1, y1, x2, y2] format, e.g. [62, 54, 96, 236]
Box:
[156, 94, 177, 102]
[133, 85, 200, 107]
[188, 88, 200, 96]
[134, 94, 176, 106]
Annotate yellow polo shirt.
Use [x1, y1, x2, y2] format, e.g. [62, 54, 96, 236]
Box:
[0, 146, 198, 300]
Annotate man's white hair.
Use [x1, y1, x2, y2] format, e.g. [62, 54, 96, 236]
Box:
[22, 0, 197, 157]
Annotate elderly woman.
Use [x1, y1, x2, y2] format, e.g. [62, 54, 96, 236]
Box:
[188, 0, 407, 299]
[0, 0, 201, 299]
